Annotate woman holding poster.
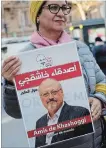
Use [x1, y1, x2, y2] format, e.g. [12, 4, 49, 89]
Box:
[2, 1, 106, 148]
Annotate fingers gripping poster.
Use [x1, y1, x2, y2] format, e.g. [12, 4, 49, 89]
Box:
[14, 41, 94, 148]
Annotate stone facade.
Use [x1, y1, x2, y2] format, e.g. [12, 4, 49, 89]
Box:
[1, 1, 35, 37]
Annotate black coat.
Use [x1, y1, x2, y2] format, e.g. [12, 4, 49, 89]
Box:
[35, 102, 93, 148]
[92, 44, 106, 75]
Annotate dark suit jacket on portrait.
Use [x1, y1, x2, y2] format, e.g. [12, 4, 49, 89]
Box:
[35, 102, 93, 148]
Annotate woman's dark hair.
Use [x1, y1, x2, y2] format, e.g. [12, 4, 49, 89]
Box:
[36, 1, 46, 31]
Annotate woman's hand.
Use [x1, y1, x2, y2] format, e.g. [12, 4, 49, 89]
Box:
[2, 56, 22, 83]
[89, 97, 102, 121]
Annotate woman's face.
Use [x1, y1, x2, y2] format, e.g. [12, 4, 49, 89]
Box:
[38, 1, 70, 32]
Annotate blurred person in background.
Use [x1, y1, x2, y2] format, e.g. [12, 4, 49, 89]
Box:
[4, 23, 8, 37]
[92, 37, 106, 75]
[2, 1, 106, 148]
[91, 37, 104, 53]
[94, 37, 104, 46]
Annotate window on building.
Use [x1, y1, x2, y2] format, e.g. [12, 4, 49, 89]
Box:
[23, 11, 28, 26]
[88, 27, 106, 43]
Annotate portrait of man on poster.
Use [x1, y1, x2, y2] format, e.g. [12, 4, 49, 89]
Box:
[35, 78, 93, 148]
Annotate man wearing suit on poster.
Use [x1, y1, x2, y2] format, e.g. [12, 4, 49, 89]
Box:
[35, 78, 93, 148]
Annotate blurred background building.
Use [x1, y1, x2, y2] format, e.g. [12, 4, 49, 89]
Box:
[1, 0, 106, 46]
[1, 1, 34, 37]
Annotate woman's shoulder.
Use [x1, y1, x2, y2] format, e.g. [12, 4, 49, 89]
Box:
[75, 40, 94, 62]
[20, 43, 36, 52]
[75, 40, 91, 55]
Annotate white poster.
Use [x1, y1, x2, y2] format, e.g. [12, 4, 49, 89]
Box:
[14, 41, 94, 148]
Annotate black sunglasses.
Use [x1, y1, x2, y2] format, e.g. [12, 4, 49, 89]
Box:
[43, 4, 71, 15]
